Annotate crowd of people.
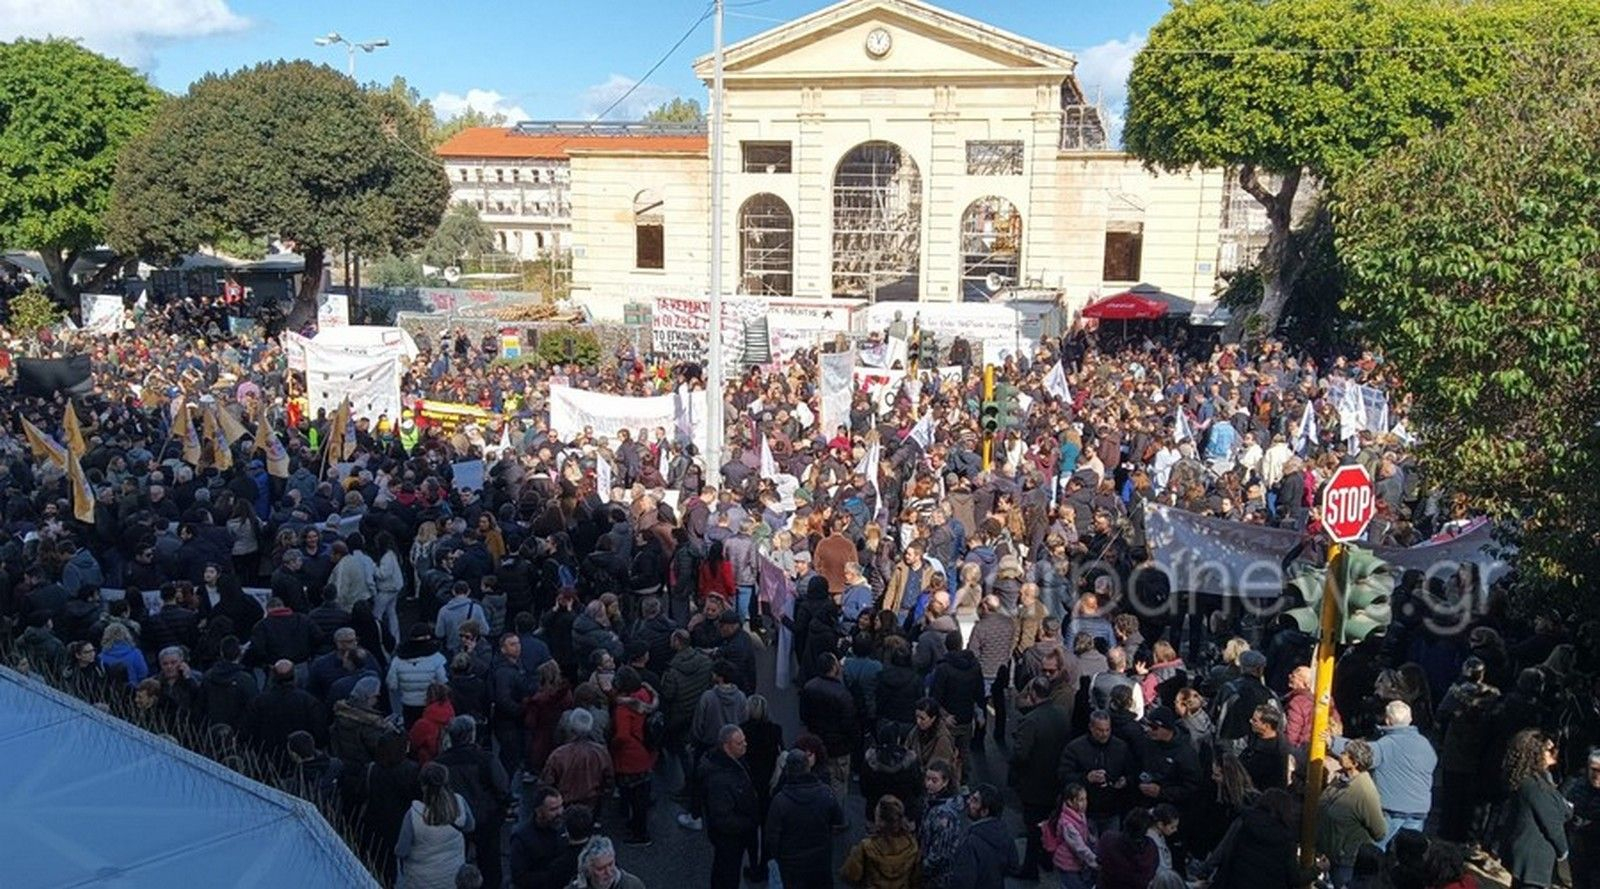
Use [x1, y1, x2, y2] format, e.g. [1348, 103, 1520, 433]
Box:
[3, 291, 1599, 889]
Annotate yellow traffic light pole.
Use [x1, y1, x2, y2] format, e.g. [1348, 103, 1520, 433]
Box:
[981, 363, 995, 471]
[1299, 541, 1344, 869]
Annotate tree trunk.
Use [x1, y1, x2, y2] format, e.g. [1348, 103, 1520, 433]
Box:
[40, 248, 79, 309]
[286, 246, 326, 330]
[1233, 165, 1305, 341]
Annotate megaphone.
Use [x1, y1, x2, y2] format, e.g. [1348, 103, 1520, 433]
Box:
[443, 266, 461, 284]
[985, 272, 1011, 292]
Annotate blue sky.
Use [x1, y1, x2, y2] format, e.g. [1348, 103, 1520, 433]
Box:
[3, 0, 1169, 134]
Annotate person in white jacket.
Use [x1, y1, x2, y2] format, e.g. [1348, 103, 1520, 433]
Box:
[331, 533, 378, 613]
[371, 531, 405, 650]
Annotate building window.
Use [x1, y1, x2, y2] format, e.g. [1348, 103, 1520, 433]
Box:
[531, 169, 541, 184]
[741, 141, 793, 174]
[965, 140, 1024, 175]
[960, 196, 1022, 300]
[634, 188, 664, 270]
[512, 168, 520, 183]
[535, 232, 546, 250]
[1103, 223, 1144, 282]
[495, 231, 507, 251]
[458, 168, 468, 182]
[475, 168, 483, 182]
[832, 141, 922, 300]
[738, 193, 794, 296]
[495, 169, 504, 183]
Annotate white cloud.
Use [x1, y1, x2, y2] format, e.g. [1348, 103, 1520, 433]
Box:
[578, 74, 676, 121]
[0, 0, 248, 69]
[431, 88, 530, 124]
[1074, 33, 1146, 147]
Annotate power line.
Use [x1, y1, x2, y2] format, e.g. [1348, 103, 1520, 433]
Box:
[583, 1, 715, 124]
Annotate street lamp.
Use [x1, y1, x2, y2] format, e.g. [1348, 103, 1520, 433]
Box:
[313, 31, 390, 78]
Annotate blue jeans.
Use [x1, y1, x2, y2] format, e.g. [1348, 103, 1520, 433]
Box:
[736, 585, 755, 625]
[1381, 812, 1427, 849]
[1058, 868, 1094, 889]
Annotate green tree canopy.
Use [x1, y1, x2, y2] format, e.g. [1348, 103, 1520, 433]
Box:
[107, 61, 449, 324]
[1336, 46, 1600, 616]
[421, 202, 496, 270]
[645, 97, 703, 124]
[0, 39, 162, 305]
[1123, 0, 1540, 337]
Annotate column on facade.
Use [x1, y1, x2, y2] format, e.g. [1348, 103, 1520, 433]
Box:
[794, 86, 828, 298]
[1025, 82, 1065, 292]
[923, 85, 961, 303]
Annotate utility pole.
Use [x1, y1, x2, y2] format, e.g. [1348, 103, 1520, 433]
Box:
[1300, 542, 1344, 867]
[705, 0, 726, 469]
[981, 363, 995, 470]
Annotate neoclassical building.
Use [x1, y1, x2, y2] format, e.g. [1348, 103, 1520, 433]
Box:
[559, 0, 1228, 319]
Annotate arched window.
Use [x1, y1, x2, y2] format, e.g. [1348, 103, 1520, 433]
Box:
[495, 231, 507, 252]
[535, 232, 546, 250]
[634, 189, 664, 269]
[832, 141, 922, 300]
[959, 196, 1022, 301]
[738, 193, 793, 296]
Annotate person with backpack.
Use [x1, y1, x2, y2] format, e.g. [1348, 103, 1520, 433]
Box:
[611, 665, 661, 847]
[1042, 783, 1098, 889]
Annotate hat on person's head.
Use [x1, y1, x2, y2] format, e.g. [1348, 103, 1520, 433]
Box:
[624, 639, 649, 662]
[794, 549, 811, 563]
[1239, 650, 1267, 671]
[408, 622, 434, 641]
[351, 676, 381, 701]
[1142, 706, 1178, 731]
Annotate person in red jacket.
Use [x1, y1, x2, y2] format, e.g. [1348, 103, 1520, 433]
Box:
[611, 666, 660, 846]
[697, 539, 737, 605]
[408, 682, 454, 766]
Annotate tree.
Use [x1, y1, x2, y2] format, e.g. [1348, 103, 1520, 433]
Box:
[0, 40, 162, 306]
[1336, 46, 1600, 617]
[365, 254, 425, 288]
[377, 76, 506, 147]
[5, 285, 63, 334]
[645, 97, 703, 124]
[107, 61, 450, 325]
[1123, 0, 1525, 338]
[421, 202, 496, 270]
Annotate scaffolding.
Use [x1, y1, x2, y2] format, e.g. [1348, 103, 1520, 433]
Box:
[738, 193, 794, 296]
[1059, 78, 1110, 151]
[831, 141, 923, 300]
[959, 197, 1022, 300]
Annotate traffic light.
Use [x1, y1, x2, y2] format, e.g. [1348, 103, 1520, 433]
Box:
[1286, 547, 1395, 643]
[981, 400, 1000, 433]
[995, 382, 1022, 428]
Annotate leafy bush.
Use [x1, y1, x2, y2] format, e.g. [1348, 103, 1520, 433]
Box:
[534, 329, 600, 366]
[7, 285, 63, 333]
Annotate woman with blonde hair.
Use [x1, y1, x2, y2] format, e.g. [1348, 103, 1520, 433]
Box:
[841, 795, 920, 888]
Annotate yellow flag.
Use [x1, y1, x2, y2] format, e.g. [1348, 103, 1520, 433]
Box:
[216, 402, 251, 445]
[173, 400, 202, 466]
[203, 404, 233, 471]
[67, 449, 94, 524]
[63, 401, 87, 458]
[327, 398, 351, 463]
[22, 417, 67, 469]
[254, 409, 289, 479]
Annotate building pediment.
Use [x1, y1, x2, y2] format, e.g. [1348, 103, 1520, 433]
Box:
[693, 0, 1075, 82]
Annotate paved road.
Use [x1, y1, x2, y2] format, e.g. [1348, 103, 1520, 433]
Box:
[595, 630, 1038, 887]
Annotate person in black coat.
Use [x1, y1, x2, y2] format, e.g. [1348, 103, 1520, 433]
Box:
[788, 576, 831, 682]
[799, 653, 859, 800]
[1058, 710, 1134, 834]
[874, 641, 922, 736]
[1010, 677, 1072, 880]
[716, 611, 757, 695]
[435, 715, 511, 889]
[1499, 729, 1571, 889]
[246, 598, 322, 667]
[930, 634, 985, 752]
[861, 723, 923, 822]
[948, 784, 1018, 889]
[200, 636, 259, 730]
[242, 660, 327, 757]
[765, 750, 845, 889]
[698, 725, 760, 889]
[509, 784, 568, 889]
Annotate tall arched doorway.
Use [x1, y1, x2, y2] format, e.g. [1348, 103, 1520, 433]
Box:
[832, 141, 922, 301]
[960, 196, 1021, 301]
[738, 193, 794, 296]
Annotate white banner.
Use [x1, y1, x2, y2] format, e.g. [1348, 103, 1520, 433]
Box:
[317, 292, 349, 328]
[548, 384, 708, 453]
[865, 302, 1035, 361]
[79, 293, 125, 336]
[652, 295, 866, 368]
[819, 349, 855, 436]
[306, 352, 400, 423]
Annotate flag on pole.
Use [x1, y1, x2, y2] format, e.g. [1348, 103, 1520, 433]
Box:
[254, 409, 289, 478]
[497, 421, 512, 457]
[215, 402, 250, 445]
[63, 401, 86, 457]
[909, 411, 935, 451]
[22, 417, 67, 469]
[325, 398, 351, 464]
[760, 435, 778, 481]
[1293, 400, 1319, 455]
[203, 404, 233, 471]
[173, 400, 202, 466]
[67, 449, 94, 524]
[855, 440, 880, 496]
[596, 454, 613, 502]
[1044, 361, 1072, 402]
[1174, 408, 1193, 444]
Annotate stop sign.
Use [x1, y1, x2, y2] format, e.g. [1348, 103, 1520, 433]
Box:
[1321, 464, 1376, 542]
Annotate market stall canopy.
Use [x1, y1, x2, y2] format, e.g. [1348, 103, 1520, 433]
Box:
[1081, 283, 1196, 320]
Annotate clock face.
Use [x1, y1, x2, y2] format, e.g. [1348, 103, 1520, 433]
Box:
[865, 27, 892, 58]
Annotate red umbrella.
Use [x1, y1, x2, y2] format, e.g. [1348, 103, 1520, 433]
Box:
[1081, 288, 1170, 320]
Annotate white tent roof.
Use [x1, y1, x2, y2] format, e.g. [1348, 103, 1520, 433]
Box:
[0, 668, 378, 889]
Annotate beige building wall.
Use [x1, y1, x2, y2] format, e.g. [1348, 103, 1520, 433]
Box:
[567, 150, 709, 318]
[567, 0, 1226, 320]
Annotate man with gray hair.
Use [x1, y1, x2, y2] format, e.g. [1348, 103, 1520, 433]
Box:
[1333, 698, 1437, 848]
[541, 707, 613, 813]
[571, 835, 645, 889]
